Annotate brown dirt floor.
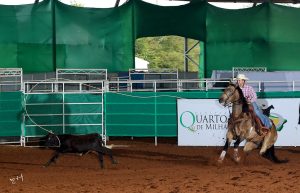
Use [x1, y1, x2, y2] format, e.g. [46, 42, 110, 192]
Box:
[0, 137, 299, 193]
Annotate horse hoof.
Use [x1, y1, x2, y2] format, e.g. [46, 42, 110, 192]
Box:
[234, 156, 241, 163]
[217, 158, 224, 164]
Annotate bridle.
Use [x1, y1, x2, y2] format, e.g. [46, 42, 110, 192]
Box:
[222, 85, 242, 107]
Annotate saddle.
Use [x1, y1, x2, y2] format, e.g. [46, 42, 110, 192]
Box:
[248, 104, 269, 135]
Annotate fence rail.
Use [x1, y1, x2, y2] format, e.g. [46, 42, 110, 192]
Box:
[1, 77, 300, 146]
[106, 79, 300, 92]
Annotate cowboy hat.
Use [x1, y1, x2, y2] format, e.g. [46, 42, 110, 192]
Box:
[234, 74, 249, 80]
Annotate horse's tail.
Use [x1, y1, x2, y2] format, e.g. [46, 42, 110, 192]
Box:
[263, 145, 288, 164]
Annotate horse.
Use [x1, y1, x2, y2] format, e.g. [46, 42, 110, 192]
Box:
[218, 83, 286, 163]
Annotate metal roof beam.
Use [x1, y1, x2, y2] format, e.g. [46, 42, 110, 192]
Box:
[178, 0, 299, 3]
[115, 0, 121, 7]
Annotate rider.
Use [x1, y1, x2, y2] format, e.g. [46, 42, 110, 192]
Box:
[235, 74, 272, 133]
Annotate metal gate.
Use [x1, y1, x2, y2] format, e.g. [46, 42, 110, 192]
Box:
[22, 80, 106, 146]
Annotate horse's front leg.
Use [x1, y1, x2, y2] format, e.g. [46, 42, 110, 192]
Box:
[233, 138, 241, 163]
[218, 130, 235, 163]
[218, 139, 231, 163]
[218, 119, 235, 163]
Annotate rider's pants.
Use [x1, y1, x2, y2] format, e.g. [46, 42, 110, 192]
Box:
[252, 102, 272, 129]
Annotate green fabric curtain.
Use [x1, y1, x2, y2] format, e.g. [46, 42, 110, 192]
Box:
[134, 0, 206, 40]
[0, 0, 300, 76]
[205, 3, 300, 76]
[55, 1, 134, 72]
[268, 4, 300, 71]
[0, 0, 52, 72]
[0, 92, 23, 136]
[206, 4, 270, 76]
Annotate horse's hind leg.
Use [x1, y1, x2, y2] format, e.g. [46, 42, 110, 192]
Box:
[262, 145, 288, 163]
[243, 141, 258, 153]
[259, 127, 277, 155]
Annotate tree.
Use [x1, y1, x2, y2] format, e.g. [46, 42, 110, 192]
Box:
[70, 0, 84, 7]
[135, 36, 199, 72]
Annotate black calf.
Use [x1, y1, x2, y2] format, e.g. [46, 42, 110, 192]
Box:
[41, 133, 117, 168]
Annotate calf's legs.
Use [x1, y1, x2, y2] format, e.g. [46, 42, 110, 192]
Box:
[44, 151, 60, 167]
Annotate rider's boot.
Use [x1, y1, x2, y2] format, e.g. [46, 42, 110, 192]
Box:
[255, 116, 268, 135]
[254, 116, 269, 135]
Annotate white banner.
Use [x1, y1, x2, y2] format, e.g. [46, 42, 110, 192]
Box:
[177, 98, 300, 146]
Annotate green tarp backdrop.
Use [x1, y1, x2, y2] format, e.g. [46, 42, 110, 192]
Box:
[0, 0, 300, 76]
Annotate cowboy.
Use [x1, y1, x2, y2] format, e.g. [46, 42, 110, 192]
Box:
[235, 74, 272, 133]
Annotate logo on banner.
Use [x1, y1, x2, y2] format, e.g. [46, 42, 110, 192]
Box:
[180, 111, 229, 133]
[269, 113, 287, 131]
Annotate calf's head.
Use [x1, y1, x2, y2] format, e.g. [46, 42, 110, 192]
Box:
[43, 133, 60, 148]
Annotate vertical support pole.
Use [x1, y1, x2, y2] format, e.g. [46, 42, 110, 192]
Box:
[21, 93, 26, 146]
[20, 69, 24, 91]
[55, 69, 58, 80]
[293, 81, 295, 91]
[51, 0, 57, 71]
[154, 90, 157, 146]
[62, 83, 65, 134]
[199, 42, 205, 79]
[102, 81, 106, 146]
[184, 37, 189, 73]
[203, 41, 207, 79]
[130, 82, 132, 92]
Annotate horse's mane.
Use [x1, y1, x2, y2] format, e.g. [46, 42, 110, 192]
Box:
[229, 83, 249, 112]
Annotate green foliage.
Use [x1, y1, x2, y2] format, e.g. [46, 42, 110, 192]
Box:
[70, 0, 84, 7]
[135, 36, 200, 72]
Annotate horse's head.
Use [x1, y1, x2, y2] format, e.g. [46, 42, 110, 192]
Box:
[219, 83, 240, 106]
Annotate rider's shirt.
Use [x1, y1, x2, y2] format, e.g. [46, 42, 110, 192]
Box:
[240, 84, 257, 103]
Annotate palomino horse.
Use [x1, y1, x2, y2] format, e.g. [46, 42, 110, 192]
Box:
[218, 83, 285, 163]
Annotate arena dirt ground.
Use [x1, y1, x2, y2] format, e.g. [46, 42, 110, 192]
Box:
[0, 137, 299, 193]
